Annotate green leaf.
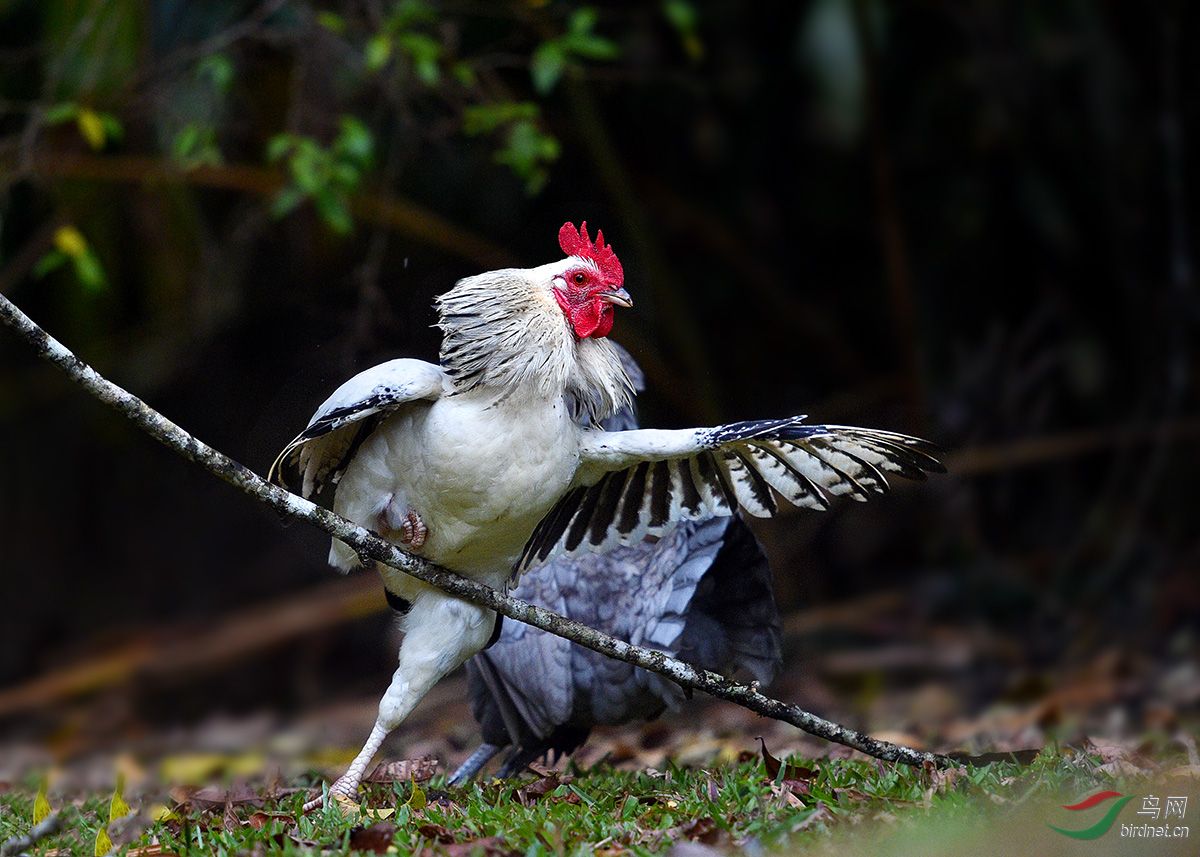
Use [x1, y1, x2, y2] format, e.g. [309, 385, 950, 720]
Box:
[663, 0, 703, 60]
[407, 778, 427, 811]
[568, 7, 598, 35]
[313, 188, 353, 234]
[197, 54, 234, 92]
[99, 112, 124, 142]
[398, 33, 441, 85]
[451, 61, 477, 87]
[270, 186, 305, 219]
[462, 102, 539, 136]
[73, 250, 107, 293]
[365, 34, 393, 71]
[335, 116, 374, 167]
[290, 147, 324, 193]
[43, 102, 78, 124]
[663, 0, 698, 32]
[266, 134, 293, 163]
[33, 250, 67, 278]
[390, 0, 435, 29]
[531, 42, 567, 94]
[560, 32, 619, 60]
[316, 11, 346, 33]
[173, 124, 200, 159]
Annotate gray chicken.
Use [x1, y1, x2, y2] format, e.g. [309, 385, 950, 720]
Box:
[448, 355, 782, 783]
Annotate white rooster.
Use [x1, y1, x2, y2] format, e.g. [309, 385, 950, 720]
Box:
[271, 222, 942, 804]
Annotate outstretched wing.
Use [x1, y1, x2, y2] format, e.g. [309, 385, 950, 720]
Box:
[268, 358, 446, 497]
[517, 417, 943, 571]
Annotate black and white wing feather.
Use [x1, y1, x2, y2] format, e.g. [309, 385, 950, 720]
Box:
[518, 417, 943, 571]
[268, 358, 446, 497]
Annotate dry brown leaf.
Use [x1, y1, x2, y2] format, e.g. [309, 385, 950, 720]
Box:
[757, 737, 817, 781]
[416, 822, 458, 843]
[348, 822, 396, 854]
[365, 756, 439, 784]
[246, 811, 292, 829]
[675, 816, 727, 846]
[189, 783, 260, 809]
[515, 771, 570, 805]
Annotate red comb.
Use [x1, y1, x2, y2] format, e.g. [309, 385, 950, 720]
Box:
[558, 221, 624, 283]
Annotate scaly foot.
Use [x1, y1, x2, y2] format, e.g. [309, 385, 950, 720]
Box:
[398, 509, 427, 548]
[302, 775, 360, 813]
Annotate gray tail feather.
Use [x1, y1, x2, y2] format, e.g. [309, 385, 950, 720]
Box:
[676, 516, 783, 686]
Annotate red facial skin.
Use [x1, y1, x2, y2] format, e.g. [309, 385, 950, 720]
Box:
[553, 266, 618, 339]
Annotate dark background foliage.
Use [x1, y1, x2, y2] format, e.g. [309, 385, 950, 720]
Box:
[1, 0, 1196, 747]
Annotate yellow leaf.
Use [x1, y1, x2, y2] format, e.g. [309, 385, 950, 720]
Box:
[330, 791, 360, 817]
[109, 771, 131, 823]
[407, 776, 426, 811]
[33, 776, 52, 824]
[365, 807, 395, 820]
[53, 226, 88, 259]
[94, 826, 113, 857]
[77, 109, 106, 150]
[159, 753, 226, 784]
[224, 752, 266, 778]
[149, 804, 177, 822]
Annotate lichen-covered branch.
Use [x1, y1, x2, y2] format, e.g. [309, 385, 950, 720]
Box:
[0, 292, 950, 769]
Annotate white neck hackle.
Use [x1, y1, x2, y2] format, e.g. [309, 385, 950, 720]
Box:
[434, 260, 634, 425]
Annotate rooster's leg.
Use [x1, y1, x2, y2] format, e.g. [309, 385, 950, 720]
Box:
[305, 589, 498, 810]
[380, 497, 428, 549]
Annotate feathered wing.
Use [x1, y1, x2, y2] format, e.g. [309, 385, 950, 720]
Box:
[518, 417, 944, 571]
[268, 359, 447, 497]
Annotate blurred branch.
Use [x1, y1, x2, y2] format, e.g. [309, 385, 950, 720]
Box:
[12, 151, 514, 270]
[0, 292, 949, 769]
[0, 576, 382, 718]
[946, 418, 1200, 478]
[0, 810, 67, 857]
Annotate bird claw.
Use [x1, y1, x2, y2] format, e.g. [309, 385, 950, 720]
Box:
[398, 509, 427, 548]
[301, 777, 360, 814]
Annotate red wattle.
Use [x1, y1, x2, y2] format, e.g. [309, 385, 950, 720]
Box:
[554, 288, 615, 338]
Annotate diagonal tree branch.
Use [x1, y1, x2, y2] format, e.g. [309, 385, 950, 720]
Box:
[0, 291, 950, 769]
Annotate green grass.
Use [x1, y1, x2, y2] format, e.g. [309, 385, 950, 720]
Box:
[0, 749, 1183, 856]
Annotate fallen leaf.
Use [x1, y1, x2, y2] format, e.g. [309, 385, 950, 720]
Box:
[365, 757, 439, 784]
[189, 783, 261, 809]
[436, 835, 514, 856]
[417, 822, 457, 843]
[349, 822, 396, 854]
[516, 772, 568, 805]
[758, 738, 817, 781]
[678, 817, 725, 845]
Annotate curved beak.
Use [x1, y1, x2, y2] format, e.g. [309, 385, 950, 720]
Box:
[597, 287, 633, 308]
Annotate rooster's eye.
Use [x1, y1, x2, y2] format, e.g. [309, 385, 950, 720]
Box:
[573, 272, 586, 285]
